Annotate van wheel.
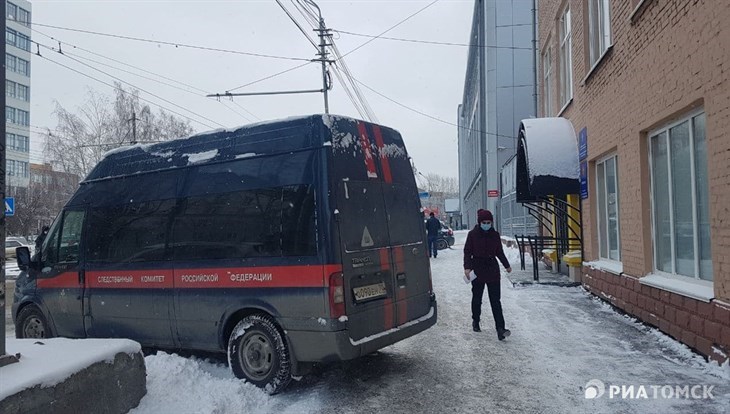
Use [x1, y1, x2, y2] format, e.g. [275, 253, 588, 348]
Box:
[228, 314, 292, 394]
[16, 305, 51, 339]
[436, 239, 448, 250]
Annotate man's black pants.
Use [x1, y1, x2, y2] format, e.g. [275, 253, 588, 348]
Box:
[471, 280, 505, 331]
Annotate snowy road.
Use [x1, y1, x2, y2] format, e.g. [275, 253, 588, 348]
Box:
[117, 232, 728, 412]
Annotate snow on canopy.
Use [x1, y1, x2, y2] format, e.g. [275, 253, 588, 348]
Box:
[516, 117, 580, 200]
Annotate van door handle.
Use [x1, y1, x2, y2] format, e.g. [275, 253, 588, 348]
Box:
[396, 273, 406, 288]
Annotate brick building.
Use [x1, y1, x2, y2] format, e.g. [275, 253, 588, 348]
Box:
[537, 0, 730, 362]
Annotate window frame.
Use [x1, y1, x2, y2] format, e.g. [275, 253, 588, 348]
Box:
[596, 154, 621, 262]
[542, 45, 553, 117]
[559, 6, 573, 108]
[648, 109, 711, 281]
[587, 0, 612, 68]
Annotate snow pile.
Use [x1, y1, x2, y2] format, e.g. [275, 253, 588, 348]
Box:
[502, 244, 530, 268]
[184, 149, 219, 164]
[130, 352, 276, 414]
[0, 338, 141, 400]
[521, 117, 579, 183]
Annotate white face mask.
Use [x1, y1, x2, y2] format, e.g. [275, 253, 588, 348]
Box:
[480, 223, 492, 231]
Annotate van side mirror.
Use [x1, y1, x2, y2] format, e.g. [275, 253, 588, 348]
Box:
[16, 246, 31, 271]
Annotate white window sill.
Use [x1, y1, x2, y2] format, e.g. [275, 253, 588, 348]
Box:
[640, 273, 714, 303]
[557, 98, 573, 116]
[584, 260, 623, 275]
[581, 45, 613, 86]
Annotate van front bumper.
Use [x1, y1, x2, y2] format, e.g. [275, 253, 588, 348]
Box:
[286, 295, 437, 363]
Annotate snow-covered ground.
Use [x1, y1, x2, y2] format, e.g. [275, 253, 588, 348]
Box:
[4, 232, 728, 413]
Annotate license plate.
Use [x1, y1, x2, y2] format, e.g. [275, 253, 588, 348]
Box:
[353, 282, 387, 302]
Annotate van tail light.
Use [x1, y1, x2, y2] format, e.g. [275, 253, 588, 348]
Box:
[329, 272, 346, 318]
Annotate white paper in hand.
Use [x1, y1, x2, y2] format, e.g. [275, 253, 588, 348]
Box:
[463, 271, 477, 284]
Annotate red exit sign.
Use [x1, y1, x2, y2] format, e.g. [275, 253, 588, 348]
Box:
[487, 190, 499, 197]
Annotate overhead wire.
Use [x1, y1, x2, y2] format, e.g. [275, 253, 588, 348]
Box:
[31, 22, 312, 62]
[275, 0, 319, 50]
[337, 0, 440, 60]
[225, 61, 313, 93]
[350, 75, 517, 140]
[32, 29, 260, 122]
[332, 29, 533, 50]
[34, 40, 226, 129]
[36, 49, 218, 130]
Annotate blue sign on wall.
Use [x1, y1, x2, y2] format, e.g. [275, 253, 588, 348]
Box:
[580, 161, 589, 199]
[579, 127, 588, 161]
[5, 197, 15, 217]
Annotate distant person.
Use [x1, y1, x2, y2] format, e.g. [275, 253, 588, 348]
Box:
[463, 209, 512, 340]
[35, 225, 50, 250]
[425, 212, 441, 258]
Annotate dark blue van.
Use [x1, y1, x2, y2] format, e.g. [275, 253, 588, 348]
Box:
[13, 115, 437, 393]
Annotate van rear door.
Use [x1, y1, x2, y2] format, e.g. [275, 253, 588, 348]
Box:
[329, 119, 432, 342]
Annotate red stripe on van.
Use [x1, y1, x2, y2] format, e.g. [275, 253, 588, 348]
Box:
[380, 248, 394, 330]
[394, 246, 407, 325]
[372, 125, 393, 184]
[357, 122, 378, 179]
[37, 272, 80, 289]
[38, 265, 342, 290]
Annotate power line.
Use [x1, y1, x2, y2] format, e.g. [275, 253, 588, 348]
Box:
[275, 0, 319, 50]
[35, 41, 226, 129]
[31, 22, 312, 62]
[37, 51, 218, 130]
[351, 76, 517, 140]
[226, 61, 313, 93]
[338, 0, 440, 60]
[332, 29, 533, 50]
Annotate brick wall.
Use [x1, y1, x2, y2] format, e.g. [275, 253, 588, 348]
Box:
[537, 0, 730, 360]
[584, 266, 730, 363]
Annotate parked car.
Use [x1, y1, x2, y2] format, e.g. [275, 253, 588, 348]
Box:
[5, 239, 27, 259]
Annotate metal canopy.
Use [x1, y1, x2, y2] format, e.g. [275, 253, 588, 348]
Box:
[515, 117, 580, 202]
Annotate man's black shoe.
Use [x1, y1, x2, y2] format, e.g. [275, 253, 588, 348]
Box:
[472, 322, 481, 332]
[497, 328, 511, 341]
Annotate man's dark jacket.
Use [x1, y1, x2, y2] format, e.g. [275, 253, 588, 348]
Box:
[463, 225, 510, 283]
[426, 217, 441, 237]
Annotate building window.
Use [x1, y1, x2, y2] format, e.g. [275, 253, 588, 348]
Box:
[650, 112, 712, 281]
[588, 0, 611, 67]
[16, 32, 30, 51]
[15, 108, 29, 125]
[6, 106, 16, 124]
[6, 53, 16, 72]
[17, 84, 29, 101]
[17, 57, 29, 76]
[6, 1, 17, 20]
[16, 6, 30, 26]
[596, 155, 620, 261]
[6, 28, 16, 46]
[6, 80, 16, 98]
[542, 46, 553, 116]
[559, 6, 573, 107]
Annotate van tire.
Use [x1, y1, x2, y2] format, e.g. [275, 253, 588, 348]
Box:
[227, 314, 292, 394]
[16, 305, 51, 339]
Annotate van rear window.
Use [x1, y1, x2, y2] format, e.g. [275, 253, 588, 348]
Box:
[336, 180, 390, 252]
[382, 183, 424, 245]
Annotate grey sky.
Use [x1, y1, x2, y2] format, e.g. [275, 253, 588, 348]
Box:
[29, 0, 474, 179]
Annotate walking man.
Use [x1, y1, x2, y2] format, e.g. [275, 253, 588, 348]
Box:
[426, 212, 441, 258]
[463, 209, 512, 340]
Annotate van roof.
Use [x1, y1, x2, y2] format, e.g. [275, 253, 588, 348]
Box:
[83, 114, 347, 183]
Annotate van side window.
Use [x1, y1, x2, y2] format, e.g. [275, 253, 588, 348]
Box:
[382, 183, 424, 245]
[281, 185, 317, 256]
[173, 188, 284, 260]
[85, 200, 175, 263]
[42, 210, 85, 267]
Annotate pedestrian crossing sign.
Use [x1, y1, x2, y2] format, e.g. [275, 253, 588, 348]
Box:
[5, 197, 15, 217]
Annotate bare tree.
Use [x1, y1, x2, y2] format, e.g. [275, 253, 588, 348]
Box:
[43, 83, 194, 179]
[420, 172, 458, 197]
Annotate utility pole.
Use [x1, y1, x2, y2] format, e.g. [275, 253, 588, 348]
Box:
[310, 0, 331, 114]
[1, 5, 19, 367]
[208, 0, 332, 114]
[130, 108, 137, 145]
